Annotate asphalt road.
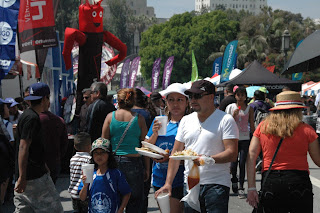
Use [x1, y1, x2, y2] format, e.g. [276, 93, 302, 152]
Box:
[2, 155, 320, 212]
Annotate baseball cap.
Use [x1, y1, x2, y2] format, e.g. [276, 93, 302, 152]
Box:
[185, 80, 215, 95]
[5, 98, 19, 107]
[90, 137, 112, 154]
[24, 83, 50, 101]
[160, 83, 188, 98]
[259, 87, 269, 94]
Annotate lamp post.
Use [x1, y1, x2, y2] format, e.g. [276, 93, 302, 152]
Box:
[281, 29, 291, 66]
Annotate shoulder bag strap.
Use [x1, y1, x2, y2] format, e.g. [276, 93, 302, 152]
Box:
[261, 138, 284, 188]
[113, 113, 137, 155]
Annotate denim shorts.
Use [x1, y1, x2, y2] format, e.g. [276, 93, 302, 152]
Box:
[183, 183, 230, 213]
[115, 155, 144, 213]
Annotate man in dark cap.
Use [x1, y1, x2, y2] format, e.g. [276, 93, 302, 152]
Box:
[14, 82, 63, 212]
[155, 80, 239, 212]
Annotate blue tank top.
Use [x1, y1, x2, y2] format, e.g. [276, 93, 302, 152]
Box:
[110, 111, 141, 155]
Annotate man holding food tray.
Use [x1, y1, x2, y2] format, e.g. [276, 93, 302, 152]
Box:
[155, 80, 239, 213]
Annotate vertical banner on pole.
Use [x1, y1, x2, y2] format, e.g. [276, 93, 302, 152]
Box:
[0, 0, 20, 81]
[120, 59, 131, 88]
[128, 57, 140, 88]
[151, 58, 161, 91]
[191, 51, 198, 82]
[162, 56, 174, 90]
[212, 56, 222, 76]
[220, 40, 238, 83]
[18, 0, 58, 53]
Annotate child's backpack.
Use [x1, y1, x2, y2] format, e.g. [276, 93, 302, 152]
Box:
[253, 102, 270, 128]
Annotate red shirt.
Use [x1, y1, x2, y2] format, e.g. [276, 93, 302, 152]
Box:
[254, 122, 318, 172]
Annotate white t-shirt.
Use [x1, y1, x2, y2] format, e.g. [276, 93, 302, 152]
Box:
[225, 103, 250, 140]
[175, 109, 239, 187]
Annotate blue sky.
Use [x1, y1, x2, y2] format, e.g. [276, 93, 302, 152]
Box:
[147, 0, 320, 19]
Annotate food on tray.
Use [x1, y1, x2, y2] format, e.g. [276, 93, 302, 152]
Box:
[136, 147, 168, 156]
[172, 149, 198, 157]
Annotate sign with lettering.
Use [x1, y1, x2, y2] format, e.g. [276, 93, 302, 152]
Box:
[18, 0, 58, 52]
[0, 0, 20, 81]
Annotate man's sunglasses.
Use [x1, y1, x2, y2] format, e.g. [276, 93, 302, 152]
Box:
[83, 96, 90, 99]
[188, 93, 211, 100]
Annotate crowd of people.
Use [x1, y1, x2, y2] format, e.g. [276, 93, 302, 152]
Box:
[0, 79, 319, 213]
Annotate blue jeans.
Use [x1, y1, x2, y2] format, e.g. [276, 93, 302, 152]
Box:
[231, 140, 250, 188]
[184, 183, 230, 213]
[115, 156, 144, 213]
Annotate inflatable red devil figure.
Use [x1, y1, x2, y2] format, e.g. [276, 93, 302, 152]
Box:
[62, 0, 126, 115]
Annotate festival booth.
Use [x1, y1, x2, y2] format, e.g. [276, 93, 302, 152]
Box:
[302, 81, 320, 96]
[217, 60, 302, 95]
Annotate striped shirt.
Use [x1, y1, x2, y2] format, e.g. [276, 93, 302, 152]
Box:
[68, 152, 92, 199]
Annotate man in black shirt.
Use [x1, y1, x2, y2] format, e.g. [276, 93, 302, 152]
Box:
[86, 82, 116, 141]
[219, 84, 236, 111]
[14, 82, 63, 212]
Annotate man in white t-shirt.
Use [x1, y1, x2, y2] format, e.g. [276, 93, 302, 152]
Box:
[155, 80, 239, 212]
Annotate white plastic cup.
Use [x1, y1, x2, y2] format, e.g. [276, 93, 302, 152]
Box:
[156, 192, 170, 213]
[155, 116, 168, 136]
[82, 164, 94, 184]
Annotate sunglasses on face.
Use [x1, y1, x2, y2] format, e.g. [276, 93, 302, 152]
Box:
[83, 96, 90, 99]
[188, 93, 211, 100]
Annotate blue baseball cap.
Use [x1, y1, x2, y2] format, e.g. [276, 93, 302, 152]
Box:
[24, 83, 50, 101]
[5, 98, 19, 107]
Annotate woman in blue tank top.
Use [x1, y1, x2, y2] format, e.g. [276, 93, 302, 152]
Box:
[102, 88, 148, 213]
[145, 83, 190, 213]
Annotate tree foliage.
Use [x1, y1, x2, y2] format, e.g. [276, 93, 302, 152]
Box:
[105, 0, 134, 54]
[55, 0, 80, 40]
[139, 11, 239, 83]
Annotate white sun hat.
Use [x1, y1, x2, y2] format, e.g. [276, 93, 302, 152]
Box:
[160, 83, 188, 98]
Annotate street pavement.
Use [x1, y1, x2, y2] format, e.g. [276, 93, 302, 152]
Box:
[2, 155, 320, 212]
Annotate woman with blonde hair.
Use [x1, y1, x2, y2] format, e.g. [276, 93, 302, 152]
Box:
[102, 88, 148, 213]
[247, 91, 320, 213]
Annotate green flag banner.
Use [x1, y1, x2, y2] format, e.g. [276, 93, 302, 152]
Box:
[191, 50, 198, 82]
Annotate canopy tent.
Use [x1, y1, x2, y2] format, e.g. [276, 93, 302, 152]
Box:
[302, 81, 319, 95]
[302, 82, 320, 96]
[302, 81, 316, 91]
[217, 60, 301, 94]
[282, 30, 320, 74]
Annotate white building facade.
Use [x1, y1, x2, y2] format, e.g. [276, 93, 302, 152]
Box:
[101, 0, 155, 20]
[195, 0, 268, 15]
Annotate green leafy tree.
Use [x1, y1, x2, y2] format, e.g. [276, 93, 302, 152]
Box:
[55, 0, 80, 40]
[105, 0, 134, 54]
[139, 11, 239, 83]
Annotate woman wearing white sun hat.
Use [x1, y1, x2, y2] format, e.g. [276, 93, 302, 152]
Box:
[145, 83, 190, 213]
[247, 91, 320, 212]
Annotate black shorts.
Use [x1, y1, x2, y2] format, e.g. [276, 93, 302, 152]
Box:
[153, 185, 183, 200]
